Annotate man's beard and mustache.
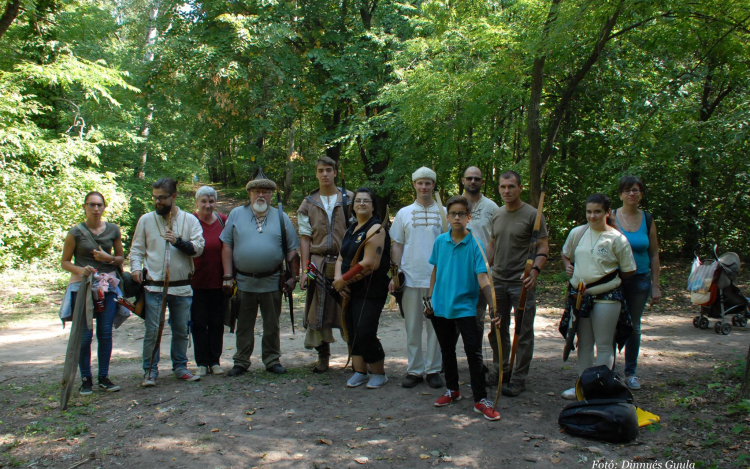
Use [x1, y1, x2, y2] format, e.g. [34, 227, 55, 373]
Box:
[252, 199, 268, 213]
[465, 185, 480, 195]
[156, 202, 172, 216]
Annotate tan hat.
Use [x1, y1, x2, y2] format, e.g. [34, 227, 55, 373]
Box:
[245, 167, 277, 191]
[412, 166, 436, 182]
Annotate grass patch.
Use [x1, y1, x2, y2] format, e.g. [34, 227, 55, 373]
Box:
[0, 266, 67, 329]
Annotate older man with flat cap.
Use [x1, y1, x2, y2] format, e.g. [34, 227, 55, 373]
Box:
[389, 166, 445, 389]
[221, 169, 300, 376]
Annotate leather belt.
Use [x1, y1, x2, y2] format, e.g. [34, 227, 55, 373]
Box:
[144, 279, 192, 287]
[236, 265, 282, 278]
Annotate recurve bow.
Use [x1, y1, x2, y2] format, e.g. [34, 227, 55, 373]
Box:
[340, 224, 384, 370]
[470, 231, 503, 407]
[507, 179, 547, 381]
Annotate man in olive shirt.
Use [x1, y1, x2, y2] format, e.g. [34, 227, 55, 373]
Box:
[486, 171, 549, 397]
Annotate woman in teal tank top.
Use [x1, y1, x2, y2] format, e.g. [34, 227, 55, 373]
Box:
[613, 176, 662, 390]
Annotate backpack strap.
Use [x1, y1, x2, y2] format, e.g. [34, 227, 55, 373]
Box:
[569, 225, 589, 264]
[77, 222, 101, 249]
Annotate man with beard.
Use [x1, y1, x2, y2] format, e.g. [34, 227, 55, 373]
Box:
[131, 178, 206, 387]
[221, 170, 300, 376]
[486, 171, 549, 397]
[297, 156, 353, 373]
[389, 167, 444, 389]
[460, 166, 499, 381]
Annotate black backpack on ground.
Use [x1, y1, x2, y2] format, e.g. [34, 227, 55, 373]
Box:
[558, 365, 639, 443]
[558, 398, 639, 443]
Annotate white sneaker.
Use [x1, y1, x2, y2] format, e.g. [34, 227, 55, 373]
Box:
[366, 374, 388, 389]
[347, 372, 369, 388]
[197, 366, 208, 376]
[142, 376, 156, 387]
[211, 365, 225, 375]
[625, 376, 641, 390]
[561, 387, 577, 400]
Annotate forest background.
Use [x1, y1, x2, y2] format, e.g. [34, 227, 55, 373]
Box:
[1, 0, 749, 271]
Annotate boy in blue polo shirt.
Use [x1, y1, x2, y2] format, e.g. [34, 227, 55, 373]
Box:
[425, 195, 500, 421]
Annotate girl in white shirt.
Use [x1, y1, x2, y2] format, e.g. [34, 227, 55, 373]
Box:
[560, 194, 637, 399]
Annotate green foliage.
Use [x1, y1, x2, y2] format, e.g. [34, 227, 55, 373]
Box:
[1, 0, 750, 270]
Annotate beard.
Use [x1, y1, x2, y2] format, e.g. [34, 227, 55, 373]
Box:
[465, 186, 480, 195]
[252, 200, 268, 213]
[156, 203, 172, 216]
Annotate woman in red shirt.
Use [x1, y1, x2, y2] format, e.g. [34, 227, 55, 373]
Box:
[192, 186, 228, 376]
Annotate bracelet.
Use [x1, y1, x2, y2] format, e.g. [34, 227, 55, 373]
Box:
[223, 275, 233, 280]
[532, 266, 541, 274]
[535, 253, 548, 259]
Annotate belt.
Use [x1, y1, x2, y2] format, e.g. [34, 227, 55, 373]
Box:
[586, 271, 620, 289]
[311, 252, 338, 259]
[144, 279, 192, 287]
[236, 265, 282, 278]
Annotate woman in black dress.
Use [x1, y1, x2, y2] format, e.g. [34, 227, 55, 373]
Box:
[332, 188, 391, 389]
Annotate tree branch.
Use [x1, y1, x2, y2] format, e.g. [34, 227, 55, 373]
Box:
[0, 0, 21, 41]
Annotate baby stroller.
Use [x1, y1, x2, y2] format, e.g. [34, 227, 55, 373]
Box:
[688, 245, 750, 335]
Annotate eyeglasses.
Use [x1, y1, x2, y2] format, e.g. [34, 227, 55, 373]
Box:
[151, 194, 173, 202]
[621, 188, 641, 195]
[85, 203, 104, 209]
[354, 199, 372, 205]
[447, 211, 468, 218]
[463, 177, 482, 182]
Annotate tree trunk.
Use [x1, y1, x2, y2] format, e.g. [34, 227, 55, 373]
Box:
[741, 341, 750, 398]
[527, 0, 624, 206]
[284, 124, 295, 204]
[0, 0, 21, 41]
[136, 0, 161, 179]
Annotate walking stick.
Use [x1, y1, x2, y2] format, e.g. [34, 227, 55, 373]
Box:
[147, 212, 172, 379]
[507, 181, 546, 382]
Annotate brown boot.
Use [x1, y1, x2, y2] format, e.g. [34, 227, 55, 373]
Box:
[313, 343, 330, 373]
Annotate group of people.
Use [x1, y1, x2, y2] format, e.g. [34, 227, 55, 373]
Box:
[60, 158, 660, 422]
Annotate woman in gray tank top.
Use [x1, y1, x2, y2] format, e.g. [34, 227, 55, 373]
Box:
[61, 192, 124, 395]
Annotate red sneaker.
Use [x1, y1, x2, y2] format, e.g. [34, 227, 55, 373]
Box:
[434, 389, 462, 407]
[175, 370, 201, 382]
[474, 398, 501, 421]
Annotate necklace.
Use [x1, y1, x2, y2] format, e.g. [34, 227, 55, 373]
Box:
[619, 210, 638, 231]
[253, 213, 267, 233]
[590, 228, 605, 254]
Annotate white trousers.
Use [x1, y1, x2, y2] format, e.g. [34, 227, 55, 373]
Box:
[402, 286, 442, 375]
[577, 301, 621, 375]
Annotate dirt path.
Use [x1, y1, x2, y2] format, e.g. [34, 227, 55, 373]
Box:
[1, 282, 748, 469]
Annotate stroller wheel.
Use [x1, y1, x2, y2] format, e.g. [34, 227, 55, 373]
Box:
[699, 317, 709, 329]
[721, 323, 731, 335]
[739, 317, 748, 328]
[732, 316, 738, 326]
[714, 322, 721, 334]
[693, 316, 701, 328]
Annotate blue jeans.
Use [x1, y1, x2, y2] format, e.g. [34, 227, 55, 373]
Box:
[622, 273, 651, 377]
[142, 290, 192, 377]
[73, 291, 117, 379]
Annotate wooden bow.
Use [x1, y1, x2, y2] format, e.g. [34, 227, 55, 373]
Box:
[470, 231, 503, 407]
[508, 180, 547, 381]
[340, 223, 383, 370]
